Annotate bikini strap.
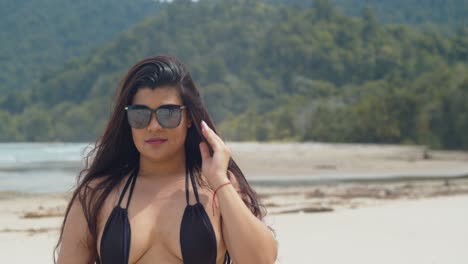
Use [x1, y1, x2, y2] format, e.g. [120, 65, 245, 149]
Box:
[117, 167, 138, 208]
[185, 165, 190, 204]
[184, 160, 200, 205]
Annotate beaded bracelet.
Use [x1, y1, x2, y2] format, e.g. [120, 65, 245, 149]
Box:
[211, 181, 231, 216]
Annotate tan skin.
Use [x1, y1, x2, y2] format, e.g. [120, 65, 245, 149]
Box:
[57, 86, 277, 263]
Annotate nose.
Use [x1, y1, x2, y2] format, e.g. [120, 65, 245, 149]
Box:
[147, 112, 162, 131]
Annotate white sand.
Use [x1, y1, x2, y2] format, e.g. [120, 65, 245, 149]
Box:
[0, 194, 64, 263]
[227, 142, 468, 178]
[268, 195, 468, 264]
[1, 196, 467, 263]
[0, 232, 59, 263]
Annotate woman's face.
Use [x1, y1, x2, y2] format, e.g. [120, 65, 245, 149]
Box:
[130, 86, 191, 162]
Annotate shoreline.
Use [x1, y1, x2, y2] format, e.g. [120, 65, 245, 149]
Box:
[3, 141, 468, 193]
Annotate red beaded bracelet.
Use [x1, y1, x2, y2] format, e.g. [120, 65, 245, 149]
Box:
[212, 181, 231, 216]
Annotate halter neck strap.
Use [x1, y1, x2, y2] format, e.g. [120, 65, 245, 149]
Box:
[184, 161, 200, 205]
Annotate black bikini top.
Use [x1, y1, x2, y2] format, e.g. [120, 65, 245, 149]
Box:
[99, 165, 231, 264]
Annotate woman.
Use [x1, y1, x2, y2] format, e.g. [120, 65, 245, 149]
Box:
[55, 55, 278, 264]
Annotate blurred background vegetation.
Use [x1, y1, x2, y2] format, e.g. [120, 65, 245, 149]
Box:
[0, 0, 467, 149]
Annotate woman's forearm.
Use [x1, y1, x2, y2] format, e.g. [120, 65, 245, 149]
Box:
[216, 182, 277, 264]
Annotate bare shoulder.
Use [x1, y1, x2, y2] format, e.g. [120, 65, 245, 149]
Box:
[56, 174, 119, 264]
[82, 174, 127, 203]
[56, 184, 97, 263]
[84, 174, 112, 191]
[85, 174, 129, 217]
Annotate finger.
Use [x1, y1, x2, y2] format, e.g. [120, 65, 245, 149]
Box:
[201, 121, 232, 158]
[199, 141, 210, 160]
[201, 120, 223, 150]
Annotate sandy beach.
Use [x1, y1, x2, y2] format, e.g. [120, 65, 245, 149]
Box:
[228, 142, 468, 178]
[269, 195, 468, 264]
[1, 192, 467, 264]
[1, 142, 468, 263]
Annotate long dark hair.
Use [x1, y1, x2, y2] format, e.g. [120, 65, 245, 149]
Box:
[54, 55, 265, 262]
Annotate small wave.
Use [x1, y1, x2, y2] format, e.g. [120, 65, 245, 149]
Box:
[0, 142, 92, 165]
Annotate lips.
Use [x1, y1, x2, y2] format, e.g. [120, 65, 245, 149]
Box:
[145, 138, 167, 144]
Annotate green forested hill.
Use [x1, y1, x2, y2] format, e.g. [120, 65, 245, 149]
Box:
[336, 0, 467, 28]
[0, 0, 161, 93]
[1, 0, 468, 150]
[272, 0, 468, 28]
[1, 0, 465, 95]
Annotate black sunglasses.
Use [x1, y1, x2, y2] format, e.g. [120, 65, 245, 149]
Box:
[125, 104, 187, 129]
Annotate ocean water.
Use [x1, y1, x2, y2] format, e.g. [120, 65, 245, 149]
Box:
[0, 142, 336, 193]
[0, 143, 91, 193]
[2, 142, 466, 193]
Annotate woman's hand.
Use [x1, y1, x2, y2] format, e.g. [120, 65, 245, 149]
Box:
[199, 120, 231, 189]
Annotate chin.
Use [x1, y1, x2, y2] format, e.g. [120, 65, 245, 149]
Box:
[142, 144, 183, 161]
[140, 146, 167, 160]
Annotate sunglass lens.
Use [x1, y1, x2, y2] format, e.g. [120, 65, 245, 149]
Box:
[127, 108, 151, 128]
[156, 107, 182, 128]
